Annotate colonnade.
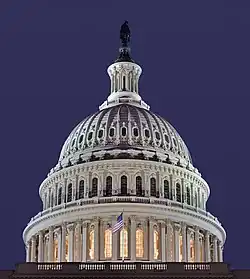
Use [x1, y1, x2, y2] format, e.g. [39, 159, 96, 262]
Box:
[26, 217, 223, 263]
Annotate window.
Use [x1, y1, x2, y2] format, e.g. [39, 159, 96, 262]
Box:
[106, 176, 112, 197]
[179, 234, 183, 262]
[200, 236, 204, 262]
[89, 229, 94, 260]
[136, 229, 144, 258]
[121, 176, 127, 196]
[164, 134, 169, 143]
[123, 76, 126, 90]
[153, 229, 159, 260]
[71, 138, 75, 146]
[144, 129, 150, 138]
[79, 180, 84, 199]
[133, 127, 139, 137]
[53, 238, 58, 262]
[67, 183, 72, 202]
[51, 192, 54, 207]
[92, 178, 98, 197]
[104, 229, 112, 258]
[150, 177, 156, 197]
[121, 127, 127, 137]
[109, 128, 115, 137]
[155, 131, 160, 140]
[79, 134, 83, 143]
[98, 129, 104, 138]
[136, 176, 142, 196]
[164, 180, 170, 199]
[194, 191, 198, 207]
[186, 187, 191, 205]
[88, 132, 93, 141]
[190, 238, 195, 262]
[176, 183, 181, 202]
[65, 235, 69, 262]
[58, 187, 62, 205]
[173, 138, 177, 146]
[120, 228, 128, 258]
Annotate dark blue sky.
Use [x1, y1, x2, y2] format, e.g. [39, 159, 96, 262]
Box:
[0, 0, 249, 270]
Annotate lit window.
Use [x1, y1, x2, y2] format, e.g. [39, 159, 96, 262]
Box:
[104, 229, 112, 258]
[53, 238, 58, 262]
[120, 228, 128, 258]
[65, 235, 69, 262]
[153, 229, 159, 260]
[190, 238, 195, 262]
[179, 234, 183, 262]
[136, 229, 144, 258]
[200, 236, 204, 262]
[89, 229, 94, 260]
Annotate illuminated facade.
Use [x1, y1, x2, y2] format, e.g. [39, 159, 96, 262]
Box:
[23, 23, 226, 263]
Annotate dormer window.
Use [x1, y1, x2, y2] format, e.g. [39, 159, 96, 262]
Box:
[109, 127, 115, 137]
[79, 134, 84, 143]
[121, 127, 127, 137]
[98, 129, 104, 139]
[88, 132, 93, 141]
[155, 131, 160, 140]
[144, 129, 150, 138]
[133, 127, 139, 137]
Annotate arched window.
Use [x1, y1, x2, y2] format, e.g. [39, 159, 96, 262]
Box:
[186, 187, 191, 205]
[92, 178, 98, 197]
[164, 180, 170, 199]
[79, 180, 84, 199]
[58, 187, 62, 205]
[150, 177, 156, 197]
[67, 183, 72, 202]
[136, 228, 144, 258]
[89, 229, 94, 260]
[136, 176, 142, 196]
[106, 176, 112, 197]
[190, 238, 195, 262]
[200, 236, 204, 262]
[153, 229, 159, 260]
[120, 228, 128, 258]
[176, 183, 181, 202]
[121, 176, 127, 196]
[44, 236, 49, 262]
[104, 229, 112, 258]
[53, 237, 58, 262]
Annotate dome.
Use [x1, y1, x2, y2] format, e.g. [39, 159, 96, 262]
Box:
[23, 22, 226, 265]
[58, 104, 192, 168]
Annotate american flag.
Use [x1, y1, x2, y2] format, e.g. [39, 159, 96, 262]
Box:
[112, 212, 124, 233]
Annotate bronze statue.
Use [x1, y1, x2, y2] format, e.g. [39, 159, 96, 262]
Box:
[120, 21, 130, 47]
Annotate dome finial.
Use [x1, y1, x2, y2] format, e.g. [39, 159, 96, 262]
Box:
[116, 21, 134, 63]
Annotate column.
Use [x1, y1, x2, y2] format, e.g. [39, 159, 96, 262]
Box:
[82, 221, 88, 262]
[31, 236, 37, 262]
[218, 241, 223, 262]
[112, 217, 118, 260]
[38, 231, 44, 262]
[166, 220, 173, 262]
[173, 224, 181, 262]
[148, 218, 154, 261]
[194, 226, 200, 262]
[160, 221, 166, 262]
[75, 221, 81, 261]
[181, 223, 187, 262]
[67, 223, 75, 262]
[186, 228, 191, 262]
[130, 216, 136, 261]
[94, 218, 99, 261]
[26, 241, 31, 262]
[48, 227, 54, 262]
[61, 223, 66, 262]
[204, 231, 210, 262]
[54, 228, 61, 263]
[213, 237, 218, 262]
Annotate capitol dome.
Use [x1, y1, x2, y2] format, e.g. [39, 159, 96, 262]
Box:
[23, 22, 226, 265]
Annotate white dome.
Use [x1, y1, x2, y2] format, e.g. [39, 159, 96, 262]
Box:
[23, 22, 226, 265]
[57, 104, 192, 171]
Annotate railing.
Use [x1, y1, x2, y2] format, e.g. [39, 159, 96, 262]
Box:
[28, 196, 220, 225]
[15, 262, 230, 275]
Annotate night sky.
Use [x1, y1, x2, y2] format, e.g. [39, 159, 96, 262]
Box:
[0, 0, 249, 270]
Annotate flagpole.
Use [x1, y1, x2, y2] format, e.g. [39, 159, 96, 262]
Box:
[122, 209, 124, 262]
